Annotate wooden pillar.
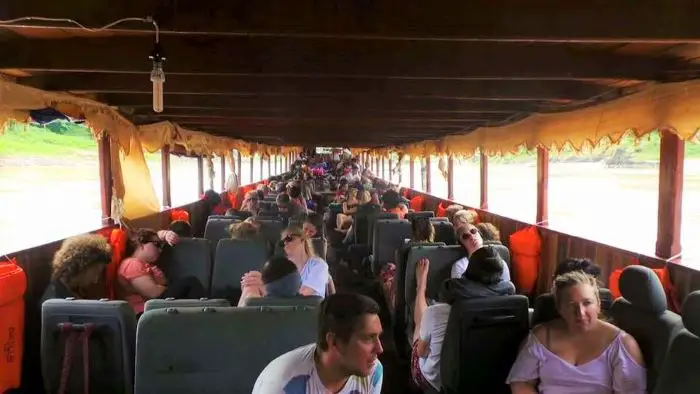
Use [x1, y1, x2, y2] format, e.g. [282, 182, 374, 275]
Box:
[97, 135, 114, 225]
[259, 154, 264, 181]
[220, 156, 226, 191]
[389, 157, 394, 183]
[447, 155, 455, 200]
[536, 147, 549, 225]
[381, 157, 386, 179]
[480, 151, 488, 210]
[656, 129, 684, 259]
[161, 145, 172, 208]
[197, 156, 204, 195]
[410, 156, 415, 189]
[237, 150, 242, 186]
[425, 155, 432, 194]
[250, 155, 255, 184]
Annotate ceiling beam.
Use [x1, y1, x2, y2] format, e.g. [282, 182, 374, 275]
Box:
[0, 36, 682, 81]
[4, 0, 700, 43]
[23, 73, 609, 101]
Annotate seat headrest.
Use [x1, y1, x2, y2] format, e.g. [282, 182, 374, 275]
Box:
[619, 265, 667, 314]
[682, 291, 700, 336]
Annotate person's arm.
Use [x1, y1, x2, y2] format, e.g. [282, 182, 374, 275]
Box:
[510, 382, 538, 394]
[157, 230, 179, 245]
[415, 305, 436, 358]
[299, 259, 329, 296]
[121, 259, 166, 299]
[612, 333, 646, 394]
[506, 329, 542, 393]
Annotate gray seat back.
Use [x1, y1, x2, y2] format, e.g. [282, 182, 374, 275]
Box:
[367, 212, 399, 246]
[404, 245, 465, 342]
[653, 290, 700, 394]
[372, 219, 411, 269]
[532, 288, 614, 326]
[159, 238, 212, 294]
[257, 219, 285, 245]
[144, 298, 230, 312]
[405, 211, 435, 221]
[441, 296, 529, 394]
[204, 218, 239, 246]
[610, 265, 684, 391]
[242, 295, 323, 307]
[41, 299, 136, 394]
[134, 306, 317, 394]
[431, 219, 457, 245]
[211, 239, 268, 301]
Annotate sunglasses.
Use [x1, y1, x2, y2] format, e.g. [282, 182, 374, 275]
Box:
[460, 227, 478, 240]
[281, 235, 298, 245]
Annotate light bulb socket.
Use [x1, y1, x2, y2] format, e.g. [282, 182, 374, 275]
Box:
[149, 42, 166, 63]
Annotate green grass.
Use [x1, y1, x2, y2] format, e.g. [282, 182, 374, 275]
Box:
[0, 121, 97, 156]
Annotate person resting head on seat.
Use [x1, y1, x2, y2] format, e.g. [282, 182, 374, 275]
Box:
[241, 226, 330, 298]
[116, 228, 206, 315]
[41, 234, 112, 304]
[451, 209, 478, 232]
[237, 256, 302, 306]
[444, 204, 464, 223]
[169, 220, 192, 238]
[507, 271, 646, 393]
[410, 247, 515, 392]
[253, 293, 384, 394]
[382, 189, 408, 219]
[410, 215, 435, 243]
[228, 220, 261, 241]
[451, 224, 510, 281]
[303, 212, 324, 239]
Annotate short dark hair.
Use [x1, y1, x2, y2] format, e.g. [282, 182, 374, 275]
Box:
[464, 246, 504, 285]
[554, 258, 601, 279]
[261, 256, 298, 284]
[317, 293, 380, 351]
[305, 213, 324, 237]
[169, 220, 192, 237]
[410, 215, 434, 242]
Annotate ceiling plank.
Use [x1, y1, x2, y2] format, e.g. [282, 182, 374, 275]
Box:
[23, 73, 609, 101]
[5, 0, 700, 43]
[0, 36, 682, 81]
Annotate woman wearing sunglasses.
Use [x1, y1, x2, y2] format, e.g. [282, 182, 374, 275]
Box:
[116, 228, 206, 315]
[450, 224, 511, 282]
[242, 227, 330, 298]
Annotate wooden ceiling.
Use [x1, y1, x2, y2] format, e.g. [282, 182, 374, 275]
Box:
[2, 1, 700, 147]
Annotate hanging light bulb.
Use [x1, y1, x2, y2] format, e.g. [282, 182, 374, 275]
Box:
[149, 42, 165, 113]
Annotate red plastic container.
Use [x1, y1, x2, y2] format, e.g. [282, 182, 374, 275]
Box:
[0, 260, 27, 392]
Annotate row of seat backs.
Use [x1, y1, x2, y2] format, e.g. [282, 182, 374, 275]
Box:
[40, 298, 322, 394]
[204, 217, 285, 248]
[371, 218, 457, 267]
[135, 305, 318, 394]
[530, 288, 614, 327]
[441, 295, 530, 394]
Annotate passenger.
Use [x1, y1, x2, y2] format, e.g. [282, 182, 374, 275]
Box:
[169, 220, 192, 238]
[382, 189, 408, 219]
[288, 183, 307, 212]
[237, 256, 302, 306]
[450, 224, 511, 281]
[451, 209, 478, 231]
[190, 189, 223, 236]
[117, 229, 206, 315]
[411, 247, 515, 391]
[228, 220, 261, 241]
[252, 293, 384, 393]
[40, 234, 112, 304]
[241, 227, 330, 297]
[336, 188, 360, 231]
[240, 190, 260, 215]
[410, 215, 435, 243]
[444, 204, 464, 223]
[476, 222, 500, 243]
[553, 257, 601, 282]
[507, 271, 646, 393]
[303, 212, 324, 239]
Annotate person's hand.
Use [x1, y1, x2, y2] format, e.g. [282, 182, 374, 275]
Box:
[162, 230, 179, 246]
[416, 257, 430, 291]
[241, 271, 263, 288]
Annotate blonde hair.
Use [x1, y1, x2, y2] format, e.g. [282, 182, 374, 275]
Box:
[229, 221, 260, 240]
[283, 226, 317, 258]
[445, 204, 464, 222]
[452, 209, 478, 228]
[553, 271, 600, 308]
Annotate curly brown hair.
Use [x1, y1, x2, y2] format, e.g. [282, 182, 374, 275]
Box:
[476, 222, 501, 242]
[52, 234, 112, 283]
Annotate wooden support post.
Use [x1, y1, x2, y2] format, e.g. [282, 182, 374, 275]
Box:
[480, 151, 488, 210]
[197, 156, 204, 195]
[536, 147, 549, 225]
[259, 154, 264, 181]
[410, 156, 415, 189]
[381, 157, 386, 179]
[425, 155, 432, 194]
[220, 156, 226, 191]
[237, 150, 242, 186]
[161, 145, 172, 208]
[389, 157, 394, 183]
[250, 155, 255, 184]
[97, 135, 114, 226]
[656, 129, 684, 259]
[447, 155, 455, 200]
[267, 154, 272, 178]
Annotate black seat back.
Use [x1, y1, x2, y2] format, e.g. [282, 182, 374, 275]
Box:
[204, 218, 239, 246]
[372, 219, 411, 273]
[41, 299, 136, 394]
[242, 296, 323, 307]
[159, 238, 212, 295]
[532, 288, 614, 326]
[367, 212, 399, 246]
[211, 239, 268, 302]
[431, 219, 457, 245]
[144, 298, 230, 312]
[441, 295, 529, 394]
[405, 211, 435, 221]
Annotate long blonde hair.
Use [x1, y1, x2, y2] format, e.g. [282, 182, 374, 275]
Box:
[283, 226, 317, 258]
